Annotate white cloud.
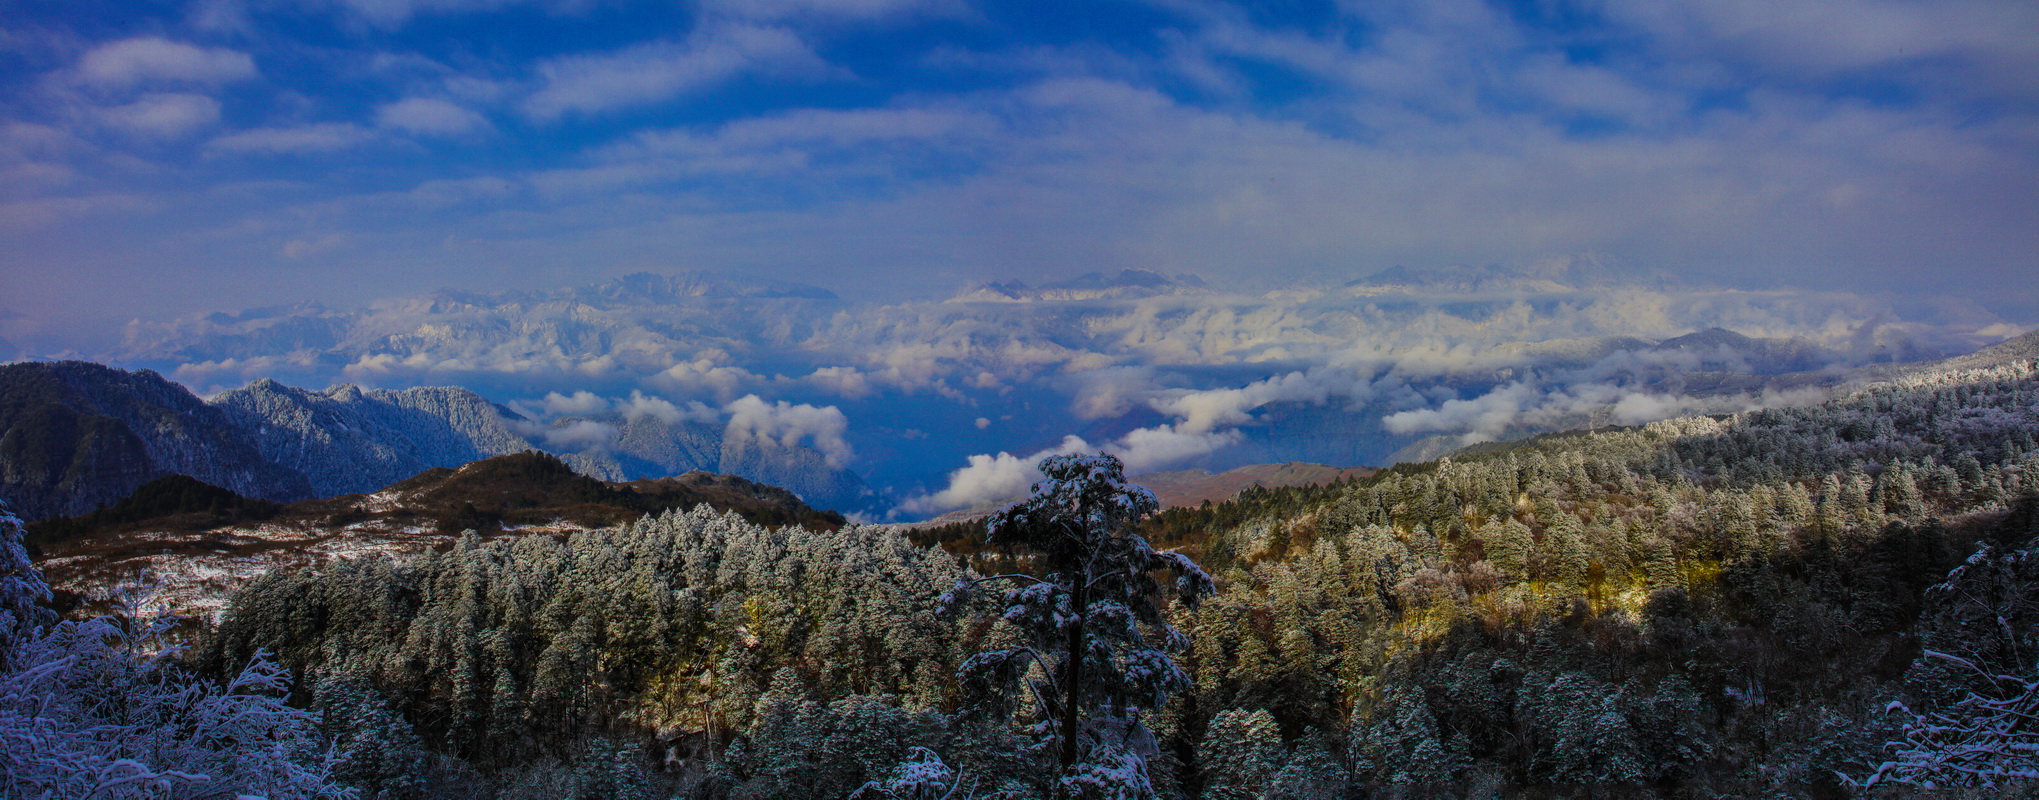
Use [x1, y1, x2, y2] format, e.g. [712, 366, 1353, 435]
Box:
[76, 38, 256, 87]
[523, 25, 830, 119]
[527, 104, 999, 195]
[1382, 378, 1836, 445]
[1976, 322, 2034, 339]
[0, 193, 153, 232]
[95, 93, 221, 138]
[539, 418, 618, 450]
[1069, 366, 1154, 420]
[806, 365, 875, 399]
[317, 0, 573, 28]
[1593, 0, 2039, 92]
[539, 389, 609, 416]
[653, 355, 759, 400]
[376, 97, 490, 136]
[211, 123, 376, 153]
[620, 390, 720, 425]
[280, 233, 345, 259]
[1151, 369, 1352, 434]
[1108, 424, 1240, 474]
[898, 435, 1090, 515]
[722, 394, 854, 467]
[1381, 381, 1543, 442]
[902, 364, 1396, 513]
[713, 106, 995, 148]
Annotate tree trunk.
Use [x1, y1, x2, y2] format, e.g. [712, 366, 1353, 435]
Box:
[1061, 579, 1086, 774]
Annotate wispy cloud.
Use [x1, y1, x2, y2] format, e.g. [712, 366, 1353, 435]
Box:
[211, 123, 377, 154]
[1594, 0, 2039, 95]
[376, 97, 491, 137]
[897, 435, 1090, 515]
[697, 0, 963, 24]
[0, 193, 154, 232]
[94, 94, 222, 138]
[74, 38, 257, 88]
[523, 24, 832, 120]
[314, 0, 571, 29]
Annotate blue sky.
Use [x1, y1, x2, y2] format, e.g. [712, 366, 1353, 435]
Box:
[2, 0, 2036, 351]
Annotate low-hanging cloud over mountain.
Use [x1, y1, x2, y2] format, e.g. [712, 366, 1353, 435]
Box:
[722, 395, 854, 469]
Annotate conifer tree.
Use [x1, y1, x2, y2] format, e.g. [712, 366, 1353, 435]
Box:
[1481, 518, 1534, 578]
[1540, 511, 1589, 589]
[314, 671, 430, 798]
[1268, 729, 1349, 800]
[1197, 708, 1283, 800]
[0, 501, 351, 799]
[1353, 682, 1466, 787]
[942, 453, 1215, 798]
[1523, 671, 1645, 785]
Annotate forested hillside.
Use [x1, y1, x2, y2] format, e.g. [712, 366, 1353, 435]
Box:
[9, 359, 2038, 798]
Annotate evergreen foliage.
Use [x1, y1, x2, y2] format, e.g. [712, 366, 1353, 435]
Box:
[941, 453, 1215, 797]
[102, 357, 2039, 797]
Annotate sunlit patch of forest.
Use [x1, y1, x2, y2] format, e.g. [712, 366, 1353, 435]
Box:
[6, 361, 2039, 798]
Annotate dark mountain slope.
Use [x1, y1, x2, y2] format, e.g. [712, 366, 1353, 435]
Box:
[371, 450, 843, 532]
[0, 361, 312, 520]
[25, 473, 282, 555]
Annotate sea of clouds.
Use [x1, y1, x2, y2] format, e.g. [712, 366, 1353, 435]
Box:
[105, 263, 2028, 518]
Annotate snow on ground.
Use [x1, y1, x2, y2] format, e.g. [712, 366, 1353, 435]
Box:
[44, 518, 602, 621]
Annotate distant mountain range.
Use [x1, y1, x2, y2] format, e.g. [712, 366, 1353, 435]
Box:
[1897, 324, 2039, 375]
[212, 378, 535, 498]
[0, 361, 871, 520]
[951, 269, 1213, 302]
[112, 271, 846, 382]
[1397, 326, 2039, 465]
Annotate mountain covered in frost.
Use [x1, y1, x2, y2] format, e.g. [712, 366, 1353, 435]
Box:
[210, 379, 538, 498]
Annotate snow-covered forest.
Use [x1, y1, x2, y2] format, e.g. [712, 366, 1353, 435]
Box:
[7, 360, 2039, 797]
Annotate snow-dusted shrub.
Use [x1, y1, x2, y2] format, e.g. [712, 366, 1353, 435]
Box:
[849, 747, 961, 800]
[1861, 655, 2039, 789]
[0, 501, 351, 799]
[1857, 499, 2039, 790]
